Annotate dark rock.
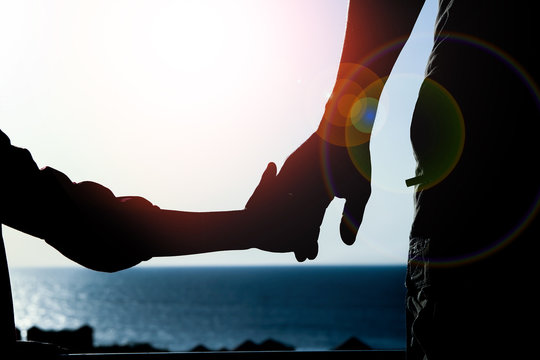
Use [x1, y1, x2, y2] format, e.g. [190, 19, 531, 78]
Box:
[234, 338, 294, 351]
[234, 339, 258, 351]
[94, 343, 167, 353]
[26, 325, 93, 352]
[190, 344, 211, 352]
[334, 336, 371, 350]
[259, 338, 294, 351]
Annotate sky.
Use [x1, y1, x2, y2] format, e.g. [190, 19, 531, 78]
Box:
[1, 0, 438, 267]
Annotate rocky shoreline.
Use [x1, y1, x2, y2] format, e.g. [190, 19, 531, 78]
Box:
[16, 325, 372, 353]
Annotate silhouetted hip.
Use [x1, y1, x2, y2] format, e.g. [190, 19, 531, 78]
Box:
[407, 1, 538, 358]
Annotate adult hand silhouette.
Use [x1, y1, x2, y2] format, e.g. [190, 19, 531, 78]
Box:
[272, 132, 371, 261]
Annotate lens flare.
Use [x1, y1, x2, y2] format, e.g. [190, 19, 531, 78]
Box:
[318, 33, 540, 265]
[410, 33, 540, 267]
[317, 63, 385, 148]
[350, 97, 378, 133]
[409, 78, 466, 191]
[408, 189, 540, 269]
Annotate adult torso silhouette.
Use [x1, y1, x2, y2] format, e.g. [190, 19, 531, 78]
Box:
[412, 1, 539, 248]
[408, 1, 538, 358]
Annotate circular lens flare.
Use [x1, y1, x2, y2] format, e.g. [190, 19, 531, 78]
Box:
[408, 33, 540, 267]
[410, 78, 466, 191]
[317, 34, 540, 266]
[350, 97, 378, 133]
[317, 64, 384, 148]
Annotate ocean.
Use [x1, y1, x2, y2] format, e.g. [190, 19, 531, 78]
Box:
[9, 266, 407, 351]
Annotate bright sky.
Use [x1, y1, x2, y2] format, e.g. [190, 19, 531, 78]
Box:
[1, 0, 437, 267]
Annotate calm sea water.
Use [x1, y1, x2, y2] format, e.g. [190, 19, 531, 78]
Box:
[9, 266, 407, 351]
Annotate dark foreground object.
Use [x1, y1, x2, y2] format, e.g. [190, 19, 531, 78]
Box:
[17, 326, 401, 359]
[15, 341, 405, 360]
[61, 351, 405, 360]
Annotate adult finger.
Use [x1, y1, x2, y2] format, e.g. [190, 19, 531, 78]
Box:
[339, 197, 367, 246]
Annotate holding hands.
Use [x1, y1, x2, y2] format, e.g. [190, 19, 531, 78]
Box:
[246, 132, 371, 262]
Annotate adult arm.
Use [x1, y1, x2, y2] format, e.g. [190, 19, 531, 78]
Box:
[275, 0, 426, 260]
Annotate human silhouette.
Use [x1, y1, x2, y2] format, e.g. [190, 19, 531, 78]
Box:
[0, 129, 318, 353]
[1, 1, 538, 359]
[270, 1, 538, 359]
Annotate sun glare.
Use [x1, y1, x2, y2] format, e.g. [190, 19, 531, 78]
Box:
[143, 2, 259, 93]
[0, 0, 436, 266]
